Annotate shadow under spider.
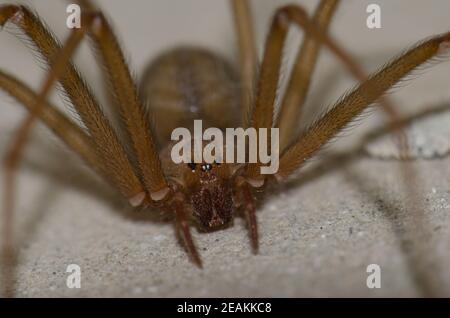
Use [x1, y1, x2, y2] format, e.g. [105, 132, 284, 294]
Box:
[342, 166, 446, 297]
[4, 180, 60, 296]
[267, 102, 450, 297]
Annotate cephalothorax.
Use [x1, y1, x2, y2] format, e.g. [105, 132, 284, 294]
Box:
[1, 0, 449, 288]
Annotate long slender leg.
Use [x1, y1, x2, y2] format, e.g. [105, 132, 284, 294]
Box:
[173, 198, 202, 268]
[0, 5, 146, 297]
[245, 4, 349, 179]
[76, 0, 169, 199]
[277, 0, 339, 150]
[276, 1, 406, 154]
[0, 70, 104, 298]
[277, 33, 450, 178]
[0, 71, 100, 172]
[0, 5, 145, 201]
[230, 0, 258, 128]
[244, 4, 409, 180]
[241, 183, 258, 253]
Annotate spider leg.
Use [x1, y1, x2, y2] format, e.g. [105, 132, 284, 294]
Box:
[244, 4, 348, 179]
[268, 1, 406, 155]
[276, 0, 339, 150]
[0, 70, 105, 298]
[174, 199, 202, 268]
[277, 32, 450, 179]
[245, 4, 410, 180]
[76, 0, 169, 199]
[0, 5, 145, 201]
[241, 182, 258, 253]
[0, 71, 102, 174]
[230, 0, 258, 128]
[0, 5, 146, 296]
[277, 2, 409, 157]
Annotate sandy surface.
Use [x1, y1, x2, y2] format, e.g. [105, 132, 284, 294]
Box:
[0, 0, 449, 297]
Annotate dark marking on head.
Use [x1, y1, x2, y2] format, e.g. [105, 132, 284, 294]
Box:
[191, 181, 233, 229]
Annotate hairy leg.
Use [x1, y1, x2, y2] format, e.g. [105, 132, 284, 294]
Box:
[244, 4, 412, 180]
[0, 70, 108, 297]
[277, 0, 339, 150]
[230, 0, 258, 128]
[275, 1, 406, 155]
[277, 32, 450, 178]
[173, 196, 202, 268]
[0, 71, 100, 171]
[0, 5, 145, 201]
[241, 182, 258, 253]
[76, 0, 169, 199]
[0, 4, 145, 296]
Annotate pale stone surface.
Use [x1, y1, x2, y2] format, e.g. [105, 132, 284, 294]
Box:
[0, 0, 449, 297]
[1, 136, 449, 297]
[365, 111, 450, 159]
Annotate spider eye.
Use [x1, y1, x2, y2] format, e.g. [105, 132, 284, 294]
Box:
[187, 163, 197, 171]
[201, 164, 212, 172]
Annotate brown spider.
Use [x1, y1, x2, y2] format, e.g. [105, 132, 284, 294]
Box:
[0, 0, 449, 296]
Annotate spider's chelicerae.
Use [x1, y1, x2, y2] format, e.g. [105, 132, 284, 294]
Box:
[0, 0, 449, 290]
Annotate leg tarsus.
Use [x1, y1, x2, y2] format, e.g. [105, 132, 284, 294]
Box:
[174, 201, 202, 268]
[242, 184, 258, 253]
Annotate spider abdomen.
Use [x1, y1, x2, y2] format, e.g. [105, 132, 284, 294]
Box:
[140, 47, 240, 147]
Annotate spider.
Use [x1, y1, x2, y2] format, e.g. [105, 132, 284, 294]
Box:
[0, 0, 449, 296]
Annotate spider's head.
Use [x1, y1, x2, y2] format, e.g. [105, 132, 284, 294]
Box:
[186, 162, 234, 230]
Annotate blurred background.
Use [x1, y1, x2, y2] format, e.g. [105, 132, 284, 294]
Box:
[0, 0, 449, 297]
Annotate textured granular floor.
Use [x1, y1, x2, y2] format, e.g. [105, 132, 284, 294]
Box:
[0, 0, 449, 297]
